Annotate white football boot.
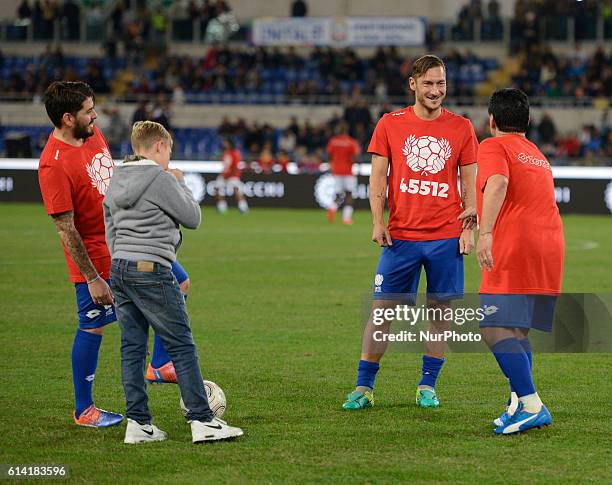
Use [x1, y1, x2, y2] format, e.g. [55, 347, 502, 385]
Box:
[190, 417, 244, 443]
[124, 418, 168, 444]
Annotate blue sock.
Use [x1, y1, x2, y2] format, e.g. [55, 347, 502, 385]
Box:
[72, 329, 102, 417]
[491, 338, 535, 397]
[356, 360, 380, 389]
[519, 338, 532, 368]
[418, 355, 445, 389]
[151, 333, 171, 368]
[508, 338, 533, 395]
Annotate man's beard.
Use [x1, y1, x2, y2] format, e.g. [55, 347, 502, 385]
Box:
[73, 121, 94, 140]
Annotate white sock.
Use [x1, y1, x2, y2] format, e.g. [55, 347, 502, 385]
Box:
[519, 392, 543, 413]
[508, 391, 519, 415]
[342, 205, 353, 221]
[238, 199, 249, 213]
[217, 200, 228, 213]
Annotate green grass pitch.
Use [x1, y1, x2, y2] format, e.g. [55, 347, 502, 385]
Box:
[0, 204, 610, 484]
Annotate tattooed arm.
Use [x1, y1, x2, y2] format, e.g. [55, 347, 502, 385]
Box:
[51, 211, 113, 305]
[458, 163, 477, 229]
[369, 154, 392, 247]
[458, 163, 477, 255]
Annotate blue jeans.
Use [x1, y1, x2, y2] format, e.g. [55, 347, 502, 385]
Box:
[110, 259, 213, 424]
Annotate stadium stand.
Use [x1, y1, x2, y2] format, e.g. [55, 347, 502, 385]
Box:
[0, 0, 610, 165]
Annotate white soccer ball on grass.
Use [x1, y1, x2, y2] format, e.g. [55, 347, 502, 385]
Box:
[180, 380, 226, 418]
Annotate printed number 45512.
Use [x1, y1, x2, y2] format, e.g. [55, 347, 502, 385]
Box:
[399, 178, 449, 198]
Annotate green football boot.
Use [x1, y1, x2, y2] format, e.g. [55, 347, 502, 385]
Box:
[342, 390, 374, 410]
[416, 387, 440, 408]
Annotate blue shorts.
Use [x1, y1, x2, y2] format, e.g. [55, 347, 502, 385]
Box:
[75, 260, 190, 329]
[171, 260, 189, 284]
[373, 237, 463, 302]
[75, 279, 117, 330]
[480, 294, 557, 332]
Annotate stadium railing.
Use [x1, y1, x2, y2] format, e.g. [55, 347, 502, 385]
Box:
[1, 15, 610, 45]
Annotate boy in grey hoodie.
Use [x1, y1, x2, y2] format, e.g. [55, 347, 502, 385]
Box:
[103, 121, 243, 444]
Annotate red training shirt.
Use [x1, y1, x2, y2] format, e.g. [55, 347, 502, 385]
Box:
[327, 134, 360, 176]
[368, 106, 478, 241]
[477, 134, 564, 294]
[221, 149, 241, 178]
[38, 126, 114, 283]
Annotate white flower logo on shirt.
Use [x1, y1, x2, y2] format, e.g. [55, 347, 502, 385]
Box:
[402, 135, 452, 175]
[86, 148, 114, 195]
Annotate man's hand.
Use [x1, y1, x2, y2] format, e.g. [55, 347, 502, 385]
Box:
[88, 277, 114, 306]
[168, 168, 184, 182]
[459, 228, 474, 255]
[476, 233, 494, 271]
[458, 207, 477, 230]
[372, 223, 393, 247]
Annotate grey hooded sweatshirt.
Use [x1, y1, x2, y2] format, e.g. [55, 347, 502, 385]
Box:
[103, 157, 201, 267]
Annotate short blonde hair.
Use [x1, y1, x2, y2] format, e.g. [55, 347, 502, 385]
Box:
[131, 121, 172, 153]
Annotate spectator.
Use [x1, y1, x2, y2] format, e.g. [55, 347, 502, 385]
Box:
[276, 150, 290, 173]
[291, 0, 308, 17]
[40, 0, 58, 40]
[101, 107, 127, 155]
[111, 0, 126, 37]
[61, 0, 80, 41]
[17, 0, 32, 21]
[132, 100, 149, 125]
[150, 5, 168, 49]
[151, 99, 172, 131]
[538, 113, 557, 145]
[488, 0, 500, 19]
[278, 128, 296, 155]
[257, 142, 275, 173]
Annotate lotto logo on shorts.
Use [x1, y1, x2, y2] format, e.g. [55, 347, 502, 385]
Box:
[374, 274, 384, 292]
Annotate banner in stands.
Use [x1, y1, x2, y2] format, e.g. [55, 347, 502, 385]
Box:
[252, 18, 331, 46]
[252, 17, 426, 47]
[0, 160, 611, 214]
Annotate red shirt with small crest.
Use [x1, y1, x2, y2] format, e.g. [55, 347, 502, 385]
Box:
[327, 134, 360, 176]
[38, 126, 114, 283]
[368, 106, 478, 241]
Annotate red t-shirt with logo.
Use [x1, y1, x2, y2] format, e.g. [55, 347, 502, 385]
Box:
[327, 134, 360, 176]
[477, 134, 564, 294]
[368, 106, 478, 241]
[38, 126, 114, 283]
[221, 149, 241, 178]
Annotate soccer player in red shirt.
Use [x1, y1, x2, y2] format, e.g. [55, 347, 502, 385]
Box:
[215, 138, 249, 214]
[38, 82, 185, 427]
[326, 122, 360, 224]
[476, 88, 564, 434]
[342, 55, 478, 410]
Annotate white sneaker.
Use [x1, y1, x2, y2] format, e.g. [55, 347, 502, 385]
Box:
[124, 418, 168, 444]
[190, 417, 243, 443]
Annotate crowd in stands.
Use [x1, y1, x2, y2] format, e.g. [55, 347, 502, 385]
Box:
[0, 46, 492, 102]
[512, 44, 612, 99]
[13, 0, 239, 45]
[454, 0, 609, 42]
[2, 43, 610, 103]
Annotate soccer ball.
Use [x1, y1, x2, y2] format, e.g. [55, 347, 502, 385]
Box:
[86, 148, 114, 195]
[180, 380, 226, 418]
[402, 135, 452, 175]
